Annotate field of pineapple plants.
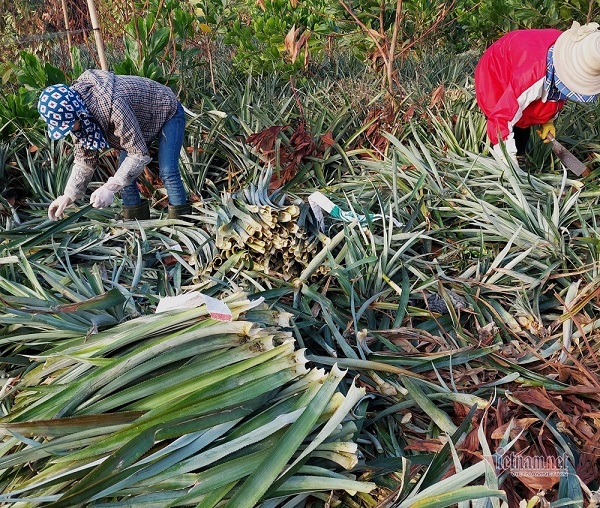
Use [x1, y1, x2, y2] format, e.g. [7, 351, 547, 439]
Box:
[2, 0, 600, 507]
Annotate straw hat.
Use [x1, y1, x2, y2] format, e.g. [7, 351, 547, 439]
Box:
[554, 21, 600, 95]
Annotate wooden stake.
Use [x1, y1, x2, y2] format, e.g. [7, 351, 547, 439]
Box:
[60, 0, 75, 69]
[86, 0, 108, 71]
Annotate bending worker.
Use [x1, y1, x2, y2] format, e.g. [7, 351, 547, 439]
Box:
[475, 21, 600, 166]
[38, 70, 191, 220]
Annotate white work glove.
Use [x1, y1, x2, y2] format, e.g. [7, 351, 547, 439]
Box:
[90, 186, 115, 208]
[90, 176, 125, 209]
[48, 195, 74, 220]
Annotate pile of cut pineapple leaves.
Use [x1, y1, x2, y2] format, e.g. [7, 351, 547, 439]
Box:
[2, 56, 600, 507]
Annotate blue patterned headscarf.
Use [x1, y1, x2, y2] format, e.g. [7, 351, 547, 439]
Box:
[37, 84, 109, 150]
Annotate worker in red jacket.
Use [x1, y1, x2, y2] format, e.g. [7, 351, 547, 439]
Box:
[475, 21, 600, 166]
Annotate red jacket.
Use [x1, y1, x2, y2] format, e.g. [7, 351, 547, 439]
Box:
[475, 29, 565, 146]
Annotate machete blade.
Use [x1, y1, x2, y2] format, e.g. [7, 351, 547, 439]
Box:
[546, 133, 589, 177]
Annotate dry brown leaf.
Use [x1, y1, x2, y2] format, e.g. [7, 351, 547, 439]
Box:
[491, 418, 539, 440]
[320, 131, 335, 147]
[430, 84, 445, 108]
[496, 451, 562, 492]
[458, 427, 481, 458]
[583, 411, 600, 418]
[246, 125, 287, 156]
[284, 25, 311, 63]
[303, 40, 310, 69]
[359, 102, 402, 156]
[404, 438, 444, 453]
[516, 470, 560, 491]
[284, 25, 300, 61]
[513, 389, 561, 413]
[452, 400, 477, 419]
[266, 123, 318, 190]
[566, 395, 593, 412]
[577, 451, 600, 484]
[558, 385, 600, 399]
[571, 417, 595, 439]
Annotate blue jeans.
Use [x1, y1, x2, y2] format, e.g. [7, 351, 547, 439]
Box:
[120, 102, 187, 206]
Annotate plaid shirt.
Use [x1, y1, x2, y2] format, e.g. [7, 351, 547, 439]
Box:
[71, 70, 178, 165]
[64, 71, 178, 198]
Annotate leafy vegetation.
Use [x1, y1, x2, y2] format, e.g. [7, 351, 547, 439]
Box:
[2, 0, 600, 507]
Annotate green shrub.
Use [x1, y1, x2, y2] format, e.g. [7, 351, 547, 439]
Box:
[113, 0, 202, 89]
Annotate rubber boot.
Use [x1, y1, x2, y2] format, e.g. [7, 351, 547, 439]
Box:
[168, 203, 192, 219]
[121, 200, 151, 220]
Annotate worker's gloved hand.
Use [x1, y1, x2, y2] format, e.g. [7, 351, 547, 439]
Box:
[48, 195, 73, 220]
[536, 120, 555, 143]
[90, 176, 125, 209]
[90, 186, 115, 209]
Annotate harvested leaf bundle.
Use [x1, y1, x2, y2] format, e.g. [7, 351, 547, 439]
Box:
[0, 292, 374, 507]
[209, 189, 326, 281]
